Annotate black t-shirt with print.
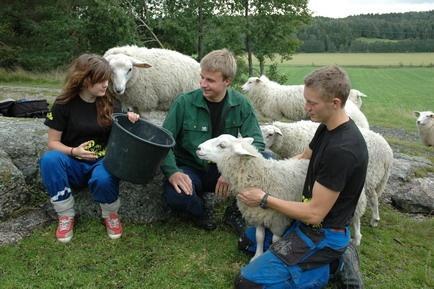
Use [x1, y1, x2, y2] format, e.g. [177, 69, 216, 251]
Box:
[303, 119, 369, 228]
[44, 97, 112, 155]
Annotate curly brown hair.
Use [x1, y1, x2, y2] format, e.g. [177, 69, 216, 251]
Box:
[56, 54, 114, 127]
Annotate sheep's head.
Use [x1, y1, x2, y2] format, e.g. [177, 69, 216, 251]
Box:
[196, 134, 258, 164]
[260, 124, 282, 149]
[104, 54, 151, 95]
[348, 89, 367, 109]
[414, 111, 434, 127]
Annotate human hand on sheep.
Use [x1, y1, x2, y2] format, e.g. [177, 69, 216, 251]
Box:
[238, 187, 267, 207]
[126, 111, 140, 123]
[215, 176, 230, 199]
[168, 172, 193, 195]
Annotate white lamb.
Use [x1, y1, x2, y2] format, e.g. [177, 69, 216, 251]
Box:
[261, 121, 393, 235]
[196, 134, 309, 261]
[348, 89, 367, 109]
[414, 111, 434, 147]
[242, 75, 370, 129]
[104, 45, 200, 115]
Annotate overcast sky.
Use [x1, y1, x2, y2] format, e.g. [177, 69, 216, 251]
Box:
[308, 0, 434, 18]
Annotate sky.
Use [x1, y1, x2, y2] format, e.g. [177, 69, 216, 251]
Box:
[308, 0, 434, 18]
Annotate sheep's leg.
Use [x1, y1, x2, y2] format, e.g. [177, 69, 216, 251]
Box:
[368, 191, 380, 227]
[250, 225, 265, 262]
[272, 234, 281, 243]
[351, 217, 362, 246]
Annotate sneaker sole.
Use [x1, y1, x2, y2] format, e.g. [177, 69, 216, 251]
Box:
[57, 235, 73, 243]
[108, 233, 122, 240]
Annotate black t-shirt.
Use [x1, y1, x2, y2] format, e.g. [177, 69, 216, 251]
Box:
[205, 95, 227, 138]
[44, 97, 112, 157]
[303, 119, 368, 228]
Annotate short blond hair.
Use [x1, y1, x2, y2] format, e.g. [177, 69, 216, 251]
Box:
[200, 49, 237, 81]
[304, 65, 351, 105]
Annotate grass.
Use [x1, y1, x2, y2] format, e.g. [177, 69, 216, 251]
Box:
[1, 53, 433, 288]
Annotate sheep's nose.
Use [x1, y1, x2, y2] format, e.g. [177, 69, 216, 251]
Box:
[417, 120, 421, 124]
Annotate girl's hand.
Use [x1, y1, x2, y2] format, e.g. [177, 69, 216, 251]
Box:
[127, 112, 140, 123]
[72, 141, 97, 160]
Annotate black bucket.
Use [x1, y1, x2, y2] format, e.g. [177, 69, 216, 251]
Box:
[104, 113, 175, 184]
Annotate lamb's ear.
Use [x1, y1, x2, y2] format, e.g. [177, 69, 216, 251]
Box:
[414, 111, 420, 117]
[232, 142, 257, 157]
[129, 56, 152, 68]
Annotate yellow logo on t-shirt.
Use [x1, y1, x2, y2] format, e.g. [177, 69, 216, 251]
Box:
[46, 112, 53, 120]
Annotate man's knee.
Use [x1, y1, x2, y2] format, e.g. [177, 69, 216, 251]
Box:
[234, 274, 264, 289]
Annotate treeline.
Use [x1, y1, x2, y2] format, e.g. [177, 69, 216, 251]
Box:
[1, 1, 433, 73]
[297, 11, 434, 53]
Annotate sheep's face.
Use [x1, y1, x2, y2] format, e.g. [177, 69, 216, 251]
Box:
[105, 54, 151, 95]
[196, 134, 256, 163]
[348, 89, 366, 109]
[414, 111, 434, 127]
[241, 77, 260, 92]
[260, 125, 282, 149]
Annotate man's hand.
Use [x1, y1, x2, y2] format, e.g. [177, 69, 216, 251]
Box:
[215, 175, 230, 199]
[168, 172, 193, 195]
[238, 187, 266, 207]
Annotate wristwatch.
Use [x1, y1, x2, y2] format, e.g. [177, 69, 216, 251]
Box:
[259, 193, 269, 209]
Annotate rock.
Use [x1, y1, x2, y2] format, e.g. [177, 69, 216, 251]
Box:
[0, 116, 169, 224]
[391, 177, 434, 214]
[0, 148, 30, 219]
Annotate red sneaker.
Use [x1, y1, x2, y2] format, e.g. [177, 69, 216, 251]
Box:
[104, 212, 123, 239]
[56, 216, 74, 243]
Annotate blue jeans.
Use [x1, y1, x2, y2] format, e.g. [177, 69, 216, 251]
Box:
[239, 221, 350, 289]
[163, 165, 219, 218]
[39, 150, 119, 204]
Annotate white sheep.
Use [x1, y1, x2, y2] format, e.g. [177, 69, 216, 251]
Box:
[242, 75, 370, 129]
[414, 111, 434, 146]
[196, 134, 309, 261]
[348, 89, 367, 109]
[261, 121, 393, 235]
[103, 45, 201, 115]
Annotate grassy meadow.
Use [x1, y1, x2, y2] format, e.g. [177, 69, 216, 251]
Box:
[0, 53, 433, 289]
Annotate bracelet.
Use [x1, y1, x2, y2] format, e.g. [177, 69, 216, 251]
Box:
[70, 147, 74, 157]
[259, 193, 269, 209]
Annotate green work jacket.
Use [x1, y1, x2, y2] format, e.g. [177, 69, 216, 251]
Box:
[161, 88, 265, 178]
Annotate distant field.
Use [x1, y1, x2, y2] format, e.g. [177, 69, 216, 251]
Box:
[254, 52, 434, 67]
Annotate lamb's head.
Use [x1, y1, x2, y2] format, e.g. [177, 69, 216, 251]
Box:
[196, 134, 259, 164]
[414, 111, 434, 128]
[104, 53, 151, 95]
[260, 124, 282, 149]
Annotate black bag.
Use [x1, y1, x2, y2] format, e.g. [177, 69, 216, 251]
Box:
[0, 98, 16, 116]
[9, 99, 49, 118]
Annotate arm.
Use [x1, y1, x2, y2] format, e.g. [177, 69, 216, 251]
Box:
[47, 128, 97, 161]
[293, 147, 312, 160]
[238, 181, 339, 226]
[239, 102, 265, 152]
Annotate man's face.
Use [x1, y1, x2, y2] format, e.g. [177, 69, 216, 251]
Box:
[304, 86, 335, 123]
[200, 69, 231, 101]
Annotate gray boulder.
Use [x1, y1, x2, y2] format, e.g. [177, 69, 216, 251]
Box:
[391, 177, 434, 214]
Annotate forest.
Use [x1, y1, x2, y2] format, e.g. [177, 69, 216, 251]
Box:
[1, 0, 433, 72]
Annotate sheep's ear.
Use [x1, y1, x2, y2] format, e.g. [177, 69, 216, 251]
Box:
[243, 137, 254, 144]
[414, 111, 420, 117]
[232, 142, 257, 157]
[129, 56, 152, 68]
[255, 78, 260, 83]
[274, 127, 283, 136]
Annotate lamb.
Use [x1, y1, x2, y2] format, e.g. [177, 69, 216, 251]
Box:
[261, 121, 393, 234]
[242, 75, 370, 129]
[103, 45, 201, 115]
[196, 134, 309, 261]
[348, 89, 367, 109]
[414, 111, 434, 146]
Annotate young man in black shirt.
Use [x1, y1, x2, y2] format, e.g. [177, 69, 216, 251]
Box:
[235, 65, 368, 289]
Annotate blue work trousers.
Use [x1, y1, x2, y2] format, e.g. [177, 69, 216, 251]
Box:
[39, 150, 119, 204]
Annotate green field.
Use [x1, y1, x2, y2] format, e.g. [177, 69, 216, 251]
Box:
[0, 53, 433, 289]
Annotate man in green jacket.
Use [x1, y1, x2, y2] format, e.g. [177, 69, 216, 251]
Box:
[161, 48, 265, 230]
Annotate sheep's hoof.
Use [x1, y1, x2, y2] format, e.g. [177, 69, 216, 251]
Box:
[370, 218, 380, 227]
